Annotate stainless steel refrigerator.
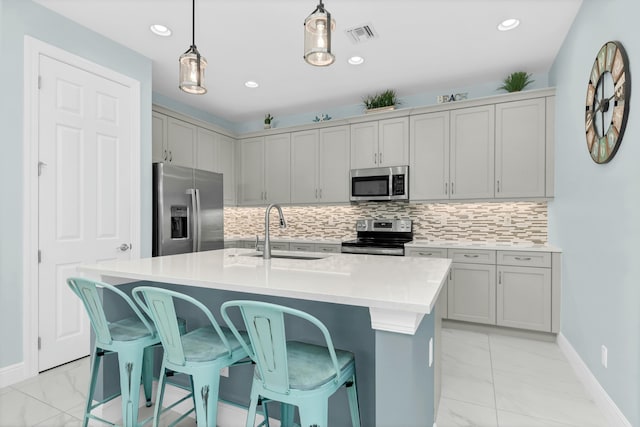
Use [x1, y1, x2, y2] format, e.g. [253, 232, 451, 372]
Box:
[153, 162, 224, 256]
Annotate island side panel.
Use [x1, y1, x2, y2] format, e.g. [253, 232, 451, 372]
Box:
[375, 308, 436, 426]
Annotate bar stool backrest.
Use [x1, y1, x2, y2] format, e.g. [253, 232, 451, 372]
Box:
[133, 286, 234, 366]
[67, 277, 155, 347]
[221, 300, 343, 395]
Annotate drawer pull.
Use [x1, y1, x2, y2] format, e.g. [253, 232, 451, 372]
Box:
[463, 254, 479, 258]
[419, 252, 434, 256]
[514, 256, 532, 261]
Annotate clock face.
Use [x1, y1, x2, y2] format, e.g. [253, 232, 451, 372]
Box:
[585, 41, 631, 164]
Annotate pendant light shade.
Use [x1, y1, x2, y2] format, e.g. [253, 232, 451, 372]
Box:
[179, 0, 207, 94]
[304, 0, 335, 66]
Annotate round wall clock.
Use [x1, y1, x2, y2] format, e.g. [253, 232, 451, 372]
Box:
[585, 41, 631, 163]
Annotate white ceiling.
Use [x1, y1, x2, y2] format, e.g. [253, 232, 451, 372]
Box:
[33, 0, 582, 124]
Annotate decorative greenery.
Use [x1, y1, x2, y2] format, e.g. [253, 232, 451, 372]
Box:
[498, 72, 534, 92]
[264, 113, 274, 124]
[362, 89, 399, 110]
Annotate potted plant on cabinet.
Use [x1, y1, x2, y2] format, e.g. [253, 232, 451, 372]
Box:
[264, 113, 274, 129]
[498, 71, 534, 92]
[362, 89, 399, 113]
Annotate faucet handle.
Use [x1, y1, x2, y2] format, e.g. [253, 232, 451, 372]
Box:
[255, 235, 260, 251]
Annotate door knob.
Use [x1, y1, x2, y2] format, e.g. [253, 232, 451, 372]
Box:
[118, 243, 131, 252]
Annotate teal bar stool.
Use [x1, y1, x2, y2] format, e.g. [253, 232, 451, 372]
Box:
[221, 300, 361, 427]
[67, 277, 161, 427]
[132, 286, 253, 427]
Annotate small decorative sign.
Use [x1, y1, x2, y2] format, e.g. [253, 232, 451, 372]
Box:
[437, 93, 468, 104]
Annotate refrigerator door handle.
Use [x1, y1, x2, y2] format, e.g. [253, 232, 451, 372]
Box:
[195, 188, 203, 252]
[187, 188, 198, 252]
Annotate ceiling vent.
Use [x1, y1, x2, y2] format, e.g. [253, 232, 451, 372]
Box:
[345, 24, 378, 44]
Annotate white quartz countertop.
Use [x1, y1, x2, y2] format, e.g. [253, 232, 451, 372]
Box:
[79, 248, 451, 316]
[406, 240, 562, 252]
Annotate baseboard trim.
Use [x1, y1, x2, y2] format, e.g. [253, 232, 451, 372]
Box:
[557, 332, 631, 427]
[0, 362, 27, 388]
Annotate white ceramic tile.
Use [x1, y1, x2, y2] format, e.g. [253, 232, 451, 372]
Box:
[497, 410, 577, 427]
[13, 357, 90, 411]
[436, 397, 498, 427]
[34, 412, 83, 427]
[490, 335, 578, 381]
[0, 389, 61, 426]
[441, 373, 496, 409]
[493, 370, 608, 427]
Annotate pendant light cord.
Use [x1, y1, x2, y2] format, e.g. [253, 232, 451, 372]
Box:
[191, 0, 196, 47]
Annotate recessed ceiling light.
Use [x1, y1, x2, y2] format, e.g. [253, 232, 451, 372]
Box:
[150, 24, 172, 37]
[244, 81, 259, 88]
[348, 56, 365, 65]
[497, 18, 520, 31]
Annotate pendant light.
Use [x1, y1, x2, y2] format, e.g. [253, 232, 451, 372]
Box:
[304, 0, 336, 66]
[179, 0, 207, 94]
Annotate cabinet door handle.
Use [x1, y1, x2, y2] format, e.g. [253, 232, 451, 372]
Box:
[445, 182, 448, 195]
[498, 271, 502, 284]
[168, 151, 173, 162]
[315, 189, 318, 199]
[163, 149, 167, 161]
[379, 152, 383, 164]
[514, 256, 532, 261]
[463, 254, 479, 258]
[374, 152, 377, 164]
[497, 180, 501, 193]
[451, 182, 454, 195]
[319, 188, 322, 199]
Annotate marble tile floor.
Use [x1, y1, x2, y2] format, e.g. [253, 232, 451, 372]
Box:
[436, 328, 609, 427]
[0, 328, 608, 426]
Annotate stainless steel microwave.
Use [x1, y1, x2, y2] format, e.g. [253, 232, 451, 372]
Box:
[350, 166, 409, 201]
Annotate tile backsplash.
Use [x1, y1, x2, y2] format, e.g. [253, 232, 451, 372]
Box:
[225, 201, 547, 244]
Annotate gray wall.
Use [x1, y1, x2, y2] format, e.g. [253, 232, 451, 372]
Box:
[549, 0, 640, 424]
[0, 0, 153, 369]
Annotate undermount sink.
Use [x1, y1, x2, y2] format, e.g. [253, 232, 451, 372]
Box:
[241, 253, 327, 261]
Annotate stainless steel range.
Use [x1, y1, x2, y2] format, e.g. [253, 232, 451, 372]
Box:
[341, 219, 413, 256]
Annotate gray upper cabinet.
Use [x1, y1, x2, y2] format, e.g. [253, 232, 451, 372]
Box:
[450, 105, 495, 200]
[238, 134, 291, 206]
[152, 112, 197, 168]
[495, 98, 546, 198]
[238, 136, 265, 205]
[152, 112, 167, 163]
[351, 117, 409, 169]
[410, 112, 450, 200]
[291, 125, 350, 204]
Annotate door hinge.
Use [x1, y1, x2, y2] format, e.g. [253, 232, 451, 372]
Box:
[38, 250, 42, 263]
[38, 337, 41, 350]
[38, 75, 41, 90]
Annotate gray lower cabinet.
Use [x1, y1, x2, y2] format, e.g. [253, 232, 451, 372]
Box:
[448, 262, 496, 325]
[496, 250, 552, 332]
[405, 247, 449, 318]
[497, 265, 551, 332]
[407, 247, 558, 333]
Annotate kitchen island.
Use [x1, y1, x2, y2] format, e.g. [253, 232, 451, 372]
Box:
[80, 248, 451, 426]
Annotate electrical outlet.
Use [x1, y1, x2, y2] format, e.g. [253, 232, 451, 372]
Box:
[220, 367, 229, 377]
[601, 345, 608, 368]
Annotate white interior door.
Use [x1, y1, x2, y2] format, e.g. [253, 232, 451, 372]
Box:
[37, 54, 133, 371]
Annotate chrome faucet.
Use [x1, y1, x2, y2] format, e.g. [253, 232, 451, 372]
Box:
[263, 203, 287, 260]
